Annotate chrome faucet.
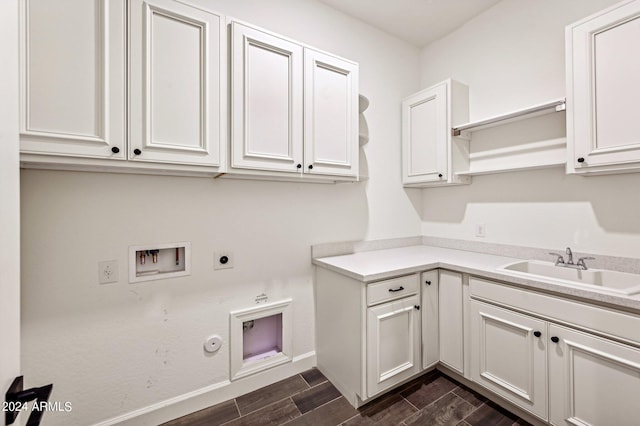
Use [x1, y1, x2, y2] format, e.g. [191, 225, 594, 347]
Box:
[565, 247, 574, 264]
[549, 247, 595, 270]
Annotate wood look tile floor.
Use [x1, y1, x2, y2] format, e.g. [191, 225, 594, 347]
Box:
[163, 369, 531, 426]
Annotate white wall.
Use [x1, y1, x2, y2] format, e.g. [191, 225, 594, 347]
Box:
[420, 0, 640, 258]
[20, 1, 421, 424]
[0, 2, 21, 424]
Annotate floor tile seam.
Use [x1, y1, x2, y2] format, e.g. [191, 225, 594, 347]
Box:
[299, 373, 313, 389]
[460, 401, 489, 422]
[402, 391, 479, 426]
[278, 395, 343, 426]
[400, 393, 420, 412]
[236, 375, 310, 411]
[296, 378, 331, 397]
[233, 398, 242, 421]
[235, 375, 310, 416]
[235, 393, 304, 419]
[300, 372, 328, 388]
[235, 397, 303, 426]
[399, 388, 469, 423]
[339, 412, 359, 426]
[216, 399, 243, 426]
[294, 393, 343, 414]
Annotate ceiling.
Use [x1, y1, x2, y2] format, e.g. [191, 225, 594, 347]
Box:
[318, 0, 502, 47]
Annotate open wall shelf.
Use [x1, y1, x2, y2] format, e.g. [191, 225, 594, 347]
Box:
[451, 98, 567, 177]
[452, 98, 566, 137]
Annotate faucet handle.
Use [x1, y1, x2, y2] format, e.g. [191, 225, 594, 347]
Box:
[576, 256, 596, 270]
[549, 252, 565, 264]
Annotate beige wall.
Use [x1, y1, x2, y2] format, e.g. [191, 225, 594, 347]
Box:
[419, 0, 640, 258]
[20, 1, 421, 424]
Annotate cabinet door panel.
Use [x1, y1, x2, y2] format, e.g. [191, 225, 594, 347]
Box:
[231, 22, 303, 173]
[20, 0, 126, 158]
[549, 324, 640, 426]
[439, 270, 463, 373]
[367, 295, 420, 398]
[304, 49, 358, 177]
[421, 270, 439, 369]
[402, 83, 447, 184]
[568, 1, 640, 171]
[129, 0, 223, 166]
[470, 301, 547, 420]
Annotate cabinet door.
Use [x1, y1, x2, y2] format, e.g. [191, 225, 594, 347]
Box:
[20, 0, 126, 159]
[303, 48, 358, 178]
[549, 324, 640, 426]
[567, 1, 640, 172]
[421, 270, 439, 369]
[129, 0, 224, 167]
[469, 301, 548, 420]
[401, 82, 448, 185]
[439, 270, 464, 373]
[367, 294, 421, 398]
[231, 22, 303, 173]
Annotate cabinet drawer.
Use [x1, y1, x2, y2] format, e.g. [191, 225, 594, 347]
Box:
[367, 275, 418, 306]
[470, 276, 640, 345]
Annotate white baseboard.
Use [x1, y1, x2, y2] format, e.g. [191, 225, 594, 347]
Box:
[94, 351, 316, 426]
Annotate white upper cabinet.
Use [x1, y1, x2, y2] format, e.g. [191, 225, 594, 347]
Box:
[20, 0, 225, 173]
[230, 22, 303, 174]
[304, 49, 359, 178]
[20, 0, 126, 159]
[402, 79, 470, 186]
[567, 0, 640, 174]
[231, 21, 359, 181]
[129, 0, 224, 167]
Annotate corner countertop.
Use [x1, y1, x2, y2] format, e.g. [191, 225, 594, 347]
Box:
[313, 245, 640, 313]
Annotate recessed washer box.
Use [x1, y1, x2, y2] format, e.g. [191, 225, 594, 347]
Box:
[129, 242, 191, 283]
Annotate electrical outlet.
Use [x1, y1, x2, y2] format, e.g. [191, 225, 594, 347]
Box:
[98, 260, 119, 284]
[475, 223, 486, 238]
[214, 252, 234, 270]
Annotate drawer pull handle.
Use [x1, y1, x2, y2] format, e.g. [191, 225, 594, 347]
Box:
[534, 331, 541, 338]
[425, 280, 431, 286]
[551, 336, 560, 343]
[414, 305, 420, 310]
[388, 286, 405, 293]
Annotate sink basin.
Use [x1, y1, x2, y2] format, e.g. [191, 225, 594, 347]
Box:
[498, 260, 640, 296]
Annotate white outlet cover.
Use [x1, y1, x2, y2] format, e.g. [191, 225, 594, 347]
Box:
[98, 260, 119, 284]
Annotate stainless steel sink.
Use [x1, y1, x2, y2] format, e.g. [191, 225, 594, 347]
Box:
[498, 260, 640, 296]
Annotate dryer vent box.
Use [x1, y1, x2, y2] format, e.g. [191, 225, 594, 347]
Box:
[230, 299, 292, 380]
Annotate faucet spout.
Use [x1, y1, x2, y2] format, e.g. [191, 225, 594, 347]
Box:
[565, 247, 574, 264]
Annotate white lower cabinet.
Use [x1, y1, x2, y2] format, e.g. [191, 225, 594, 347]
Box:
[439, 270, 464, 373]
[548, 324, 640, 426]
[470, 300, 548, 420]
[315, 268, 427, 407]
[421, 270, 439, 369]
[316, 266, 464, 408]
[366, 293, 421, 398]
[469, 277, 640, 425]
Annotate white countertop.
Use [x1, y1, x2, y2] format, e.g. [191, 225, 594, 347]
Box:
[313, 245, 640, 313]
